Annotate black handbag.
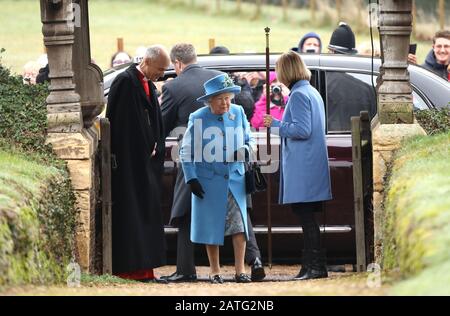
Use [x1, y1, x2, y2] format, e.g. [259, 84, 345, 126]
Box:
[245, 162, 267, 194]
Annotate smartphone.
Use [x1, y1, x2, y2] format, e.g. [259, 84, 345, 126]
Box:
[409, 43, 417, 55]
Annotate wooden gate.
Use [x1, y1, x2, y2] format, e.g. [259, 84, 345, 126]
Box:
[99, 118, 112, 274]
[351, 111, 374, 272]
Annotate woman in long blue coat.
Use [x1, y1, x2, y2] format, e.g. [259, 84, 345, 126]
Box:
[264, 51, 332, 280]
[181, 74, 254, 284]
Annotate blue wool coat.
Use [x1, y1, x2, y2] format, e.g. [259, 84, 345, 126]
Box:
[271, 80, 332, 204]
[181, 104, 253, 245]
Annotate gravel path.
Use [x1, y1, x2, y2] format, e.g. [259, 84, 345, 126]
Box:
[1, 265, 389, 296]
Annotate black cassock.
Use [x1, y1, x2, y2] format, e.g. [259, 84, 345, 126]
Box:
[106, 64, 166, 274]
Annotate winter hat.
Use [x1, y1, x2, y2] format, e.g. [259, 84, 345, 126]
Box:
[209, 46, 230, 55]
[297, 32, 322, 53]
[328, 22, 358, 54]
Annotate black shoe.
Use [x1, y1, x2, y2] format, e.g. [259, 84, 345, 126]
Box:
[137, 277, 169, 284]
[162, 272, 197, 283]
[235, 273, 252, 283]
[250, 258, 266, 281]
[294, 250, 312, 279]
[210, 274, 224, 284]
[159, 271, 176, 280]
[294, 249, 328, 281]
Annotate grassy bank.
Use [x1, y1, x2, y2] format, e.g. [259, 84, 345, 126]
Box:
[0, 149, 77, 287]
[0, 0, 431, 74]
[383, 132, 450, 295]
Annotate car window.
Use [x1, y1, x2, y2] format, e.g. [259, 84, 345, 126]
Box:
[326, 71, 377, 132]
[325, 71, 428, 132]
[346, 72, 429, 110]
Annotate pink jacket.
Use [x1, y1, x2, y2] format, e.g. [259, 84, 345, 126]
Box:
[250, 72, 288, 129]
[250, 94, 287, 129]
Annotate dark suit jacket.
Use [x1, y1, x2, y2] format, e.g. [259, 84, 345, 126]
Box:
[160, 64, 222, 224]
[161, 64, 222, 137]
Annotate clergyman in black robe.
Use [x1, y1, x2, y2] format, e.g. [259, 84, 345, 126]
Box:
[106, 45, 170, 281]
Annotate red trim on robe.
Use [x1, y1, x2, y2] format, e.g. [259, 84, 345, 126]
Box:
[137, 70, 151, 98]
[115, 269, 155, 280]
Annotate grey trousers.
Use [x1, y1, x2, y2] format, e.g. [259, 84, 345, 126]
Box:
[175, 212, 262, 275]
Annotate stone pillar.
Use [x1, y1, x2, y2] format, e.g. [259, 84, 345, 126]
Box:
[41, 0, 98, 272]
[377, 0, 414, 124]
[372, 0, 426, 264]
[72, 0, 104, 129]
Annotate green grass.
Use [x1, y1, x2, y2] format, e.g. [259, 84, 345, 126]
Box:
[0, 0, 431, 74]
[383, 132, 450, 295]
[0, 150, 60, 212]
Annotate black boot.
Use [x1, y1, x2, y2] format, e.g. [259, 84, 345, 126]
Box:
[294, 249, 328, 280]
[294, 250, 312, 279]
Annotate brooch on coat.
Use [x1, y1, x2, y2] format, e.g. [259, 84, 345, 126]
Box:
[228, 113, 235, 121]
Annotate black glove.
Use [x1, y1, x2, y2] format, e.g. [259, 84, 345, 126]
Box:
[187, 178, 205, 199]
[233, 147, 250, 162]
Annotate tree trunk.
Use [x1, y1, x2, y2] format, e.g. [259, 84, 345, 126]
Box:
[336, 0, 342, 23]
[255, 0, 262, 19]
[412, 0, 416, 37]
[282, 0, 288, 21]
[236, 0, 241, 13]
[310, 0, 316, 21]
[216, 0, 221, 13]
[438, 0, 445, 30]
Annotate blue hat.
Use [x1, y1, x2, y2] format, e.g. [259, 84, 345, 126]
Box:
[197, 73, 241, 102]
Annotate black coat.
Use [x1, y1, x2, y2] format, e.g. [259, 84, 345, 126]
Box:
[160, 64, 222, 224]
[106, 64, 166, 274]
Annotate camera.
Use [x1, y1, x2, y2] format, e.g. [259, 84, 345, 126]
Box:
[271, 85, 282, 95]
[270, 85, 285, 107]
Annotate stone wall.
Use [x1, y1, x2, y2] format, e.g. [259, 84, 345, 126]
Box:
[46, 128, 98, 271]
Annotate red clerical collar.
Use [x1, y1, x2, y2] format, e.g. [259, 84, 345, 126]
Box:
[136, 65, 149, 82]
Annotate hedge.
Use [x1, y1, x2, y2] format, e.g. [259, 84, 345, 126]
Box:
[0, 51, 77, 286]
[383, 132, 450, 295]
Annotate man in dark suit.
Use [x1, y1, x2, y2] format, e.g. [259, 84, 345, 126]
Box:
[161, 43, 265, 282]
[106, 45, 170, 282]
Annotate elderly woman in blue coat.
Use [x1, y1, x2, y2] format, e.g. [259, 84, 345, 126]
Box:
[264, 51, 332, 280]
[180, 73, 254, 284]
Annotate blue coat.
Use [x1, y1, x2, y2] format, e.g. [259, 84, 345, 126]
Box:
[272, 80, 332, 204]
[181, 104, 253, 245]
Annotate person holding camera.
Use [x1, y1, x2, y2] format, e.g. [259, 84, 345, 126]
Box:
[250, 72, 289, 129]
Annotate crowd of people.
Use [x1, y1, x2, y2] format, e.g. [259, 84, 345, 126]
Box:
[21, 24, 449, 88]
